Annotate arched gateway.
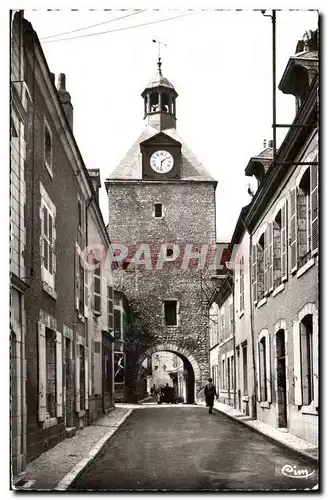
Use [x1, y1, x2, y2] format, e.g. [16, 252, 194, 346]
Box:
[137, 343, 201, 404]
[106, 57, 217, 404]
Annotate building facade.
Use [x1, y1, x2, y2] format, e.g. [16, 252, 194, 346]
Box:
[208, 278, 235, 406]
[10, 10, 29, 475]
[12, 14, 115, 466]
[243, 30, 319, 444]
[106, 59, 217, 403]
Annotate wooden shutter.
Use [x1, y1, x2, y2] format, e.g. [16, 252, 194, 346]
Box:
[292, 321, 302, 406]
[300, 325, 309, 406]
[75, 250, 80, 311]
[263, 228, 269, 294]
[310, 162, 319, 253]
[290, 188, 298, 272]
[281, 200, 288, 281]
[75, 345, 80, 412]
[56, 331, 63, 417]
[85, 347, 89, 410]
[313, 311, 318, 407]
[268, 223, 273, 291]
[52, 214, 56, 277]
[252, 244, 257, 303]
[266, 335, 272, 403]
[38, 322, 47, 422]
[84, 267, 89, 318]
[256, 342, 261, 401]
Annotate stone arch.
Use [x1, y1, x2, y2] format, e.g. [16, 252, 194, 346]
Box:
[137, 343, 201, 381]
[136, 343, 202, 404]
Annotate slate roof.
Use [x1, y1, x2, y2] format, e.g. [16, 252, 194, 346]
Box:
[145, 73, 176, 90]
[107, 125, 216, 182]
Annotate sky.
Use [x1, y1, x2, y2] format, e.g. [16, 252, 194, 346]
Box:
[23, 9, 318, 240]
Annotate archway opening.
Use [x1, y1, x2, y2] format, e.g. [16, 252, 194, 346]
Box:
[139, 350, 196, 404]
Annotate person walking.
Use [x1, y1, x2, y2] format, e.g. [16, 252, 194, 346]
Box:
[204, 378, 217, 414]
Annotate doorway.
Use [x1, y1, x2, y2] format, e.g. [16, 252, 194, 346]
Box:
[276, 330, 287, 428]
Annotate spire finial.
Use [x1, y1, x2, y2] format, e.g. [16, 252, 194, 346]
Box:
[152, 39, 166, 75]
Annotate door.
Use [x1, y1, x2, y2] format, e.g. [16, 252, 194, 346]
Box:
[276, 330, 287, 428]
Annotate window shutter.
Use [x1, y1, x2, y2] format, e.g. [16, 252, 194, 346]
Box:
[85, 347, 89, 410]
[310, 162, 318, 253]
[313, 311, 318, 407]
[75, 251, 80, 311]
[300, 327, 309, 405]
[256, 342, 261, 402]
[235, 276, 239, 313]
[263, 228, 269, 294]
[281, 200, 288, 281]
[268, 223, 273, 291]
[75, 346, 80, 412]
[266, 335, 272, 403]
[52, 215, 56, 276]
[38, 322, 47, 422]
[292, 321, 302, 406]
[56, 331, 63, 417]
[251, 244, 257, 303]
[290, 188, 298, 272]
[84, 268, 89, 318]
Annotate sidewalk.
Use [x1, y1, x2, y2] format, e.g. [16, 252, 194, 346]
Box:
[204, 401, 318, 463]
[13, 407, 132, 491]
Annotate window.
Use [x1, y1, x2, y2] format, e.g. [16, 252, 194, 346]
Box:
[255, 233, 265, 301]
[44, 119, 52, 176]
[273, 202, 288, 287]
[242, 343, 248, 395]
[239, 256, 244, 311]
[154, 203, 163, 218]
[164, 300, 177, 326]
[108, 286, 113, 330]
[297, 169, 311, 267]
[290, 162, 319, 271]
[300, 315, 314, 406]
[259, 337, 267, 401]
[93, 258, 101, 315]
[114, 309, 121, 339]
[221, 311, 225, 339]
[40, 183, 56, 290]
[46, 328, 57, 418]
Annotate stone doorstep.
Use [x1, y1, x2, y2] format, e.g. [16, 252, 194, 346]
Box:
[65, 427, 76, 438]
[209, 402, 318, 464]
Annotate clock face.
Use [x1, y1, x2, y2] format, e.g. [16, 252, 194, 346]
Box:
[150, 150, 174, 173]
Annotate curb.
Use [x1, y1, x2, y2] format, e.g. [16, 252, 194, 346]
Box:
[54, 409, 133, 491]
[211, 406, 318, 465]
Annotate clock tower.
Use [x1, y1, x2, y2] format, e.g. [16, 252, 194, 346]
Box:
[106, 58, 217, 403]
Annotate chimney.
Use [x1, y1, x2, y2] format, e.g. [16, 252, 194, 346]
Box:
[57, 73, 73, 130]
[268, 139, 273, 148]
[263, 139, 267, 148]
[88, 169, 101, 204]
[50, 72, 55, 84]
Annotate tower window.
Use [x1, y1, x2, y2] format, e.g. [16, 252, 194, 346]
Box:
[164, 300, 177, 326]
[154, 203, 163, 218]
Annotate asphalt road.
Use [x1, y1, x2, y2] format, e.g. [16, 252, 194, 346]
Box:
[70, 406, 318, 491]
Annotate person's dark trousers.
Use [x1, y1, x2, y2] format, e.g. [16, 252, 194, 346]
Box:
[209, 407, 213, 414]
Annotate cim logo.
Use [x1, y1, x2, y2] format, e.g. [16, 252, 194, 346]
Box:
[281, 464, 316, 480]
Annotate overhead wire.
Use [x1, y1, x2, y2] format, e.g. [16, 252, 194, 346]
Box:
[42, 12, 193, 43]
[40, 9, 147, 40]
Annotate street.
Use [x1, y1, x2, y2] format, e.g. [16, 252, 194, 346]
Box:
[70, 406, 318, 491]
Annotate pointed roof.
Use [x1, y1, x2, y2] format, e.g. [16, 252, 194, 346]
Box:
[107, 125, 216, 183]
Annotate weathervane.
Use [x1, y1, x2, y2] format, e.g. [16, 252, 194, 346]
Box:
[152, 39, 166, 75]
